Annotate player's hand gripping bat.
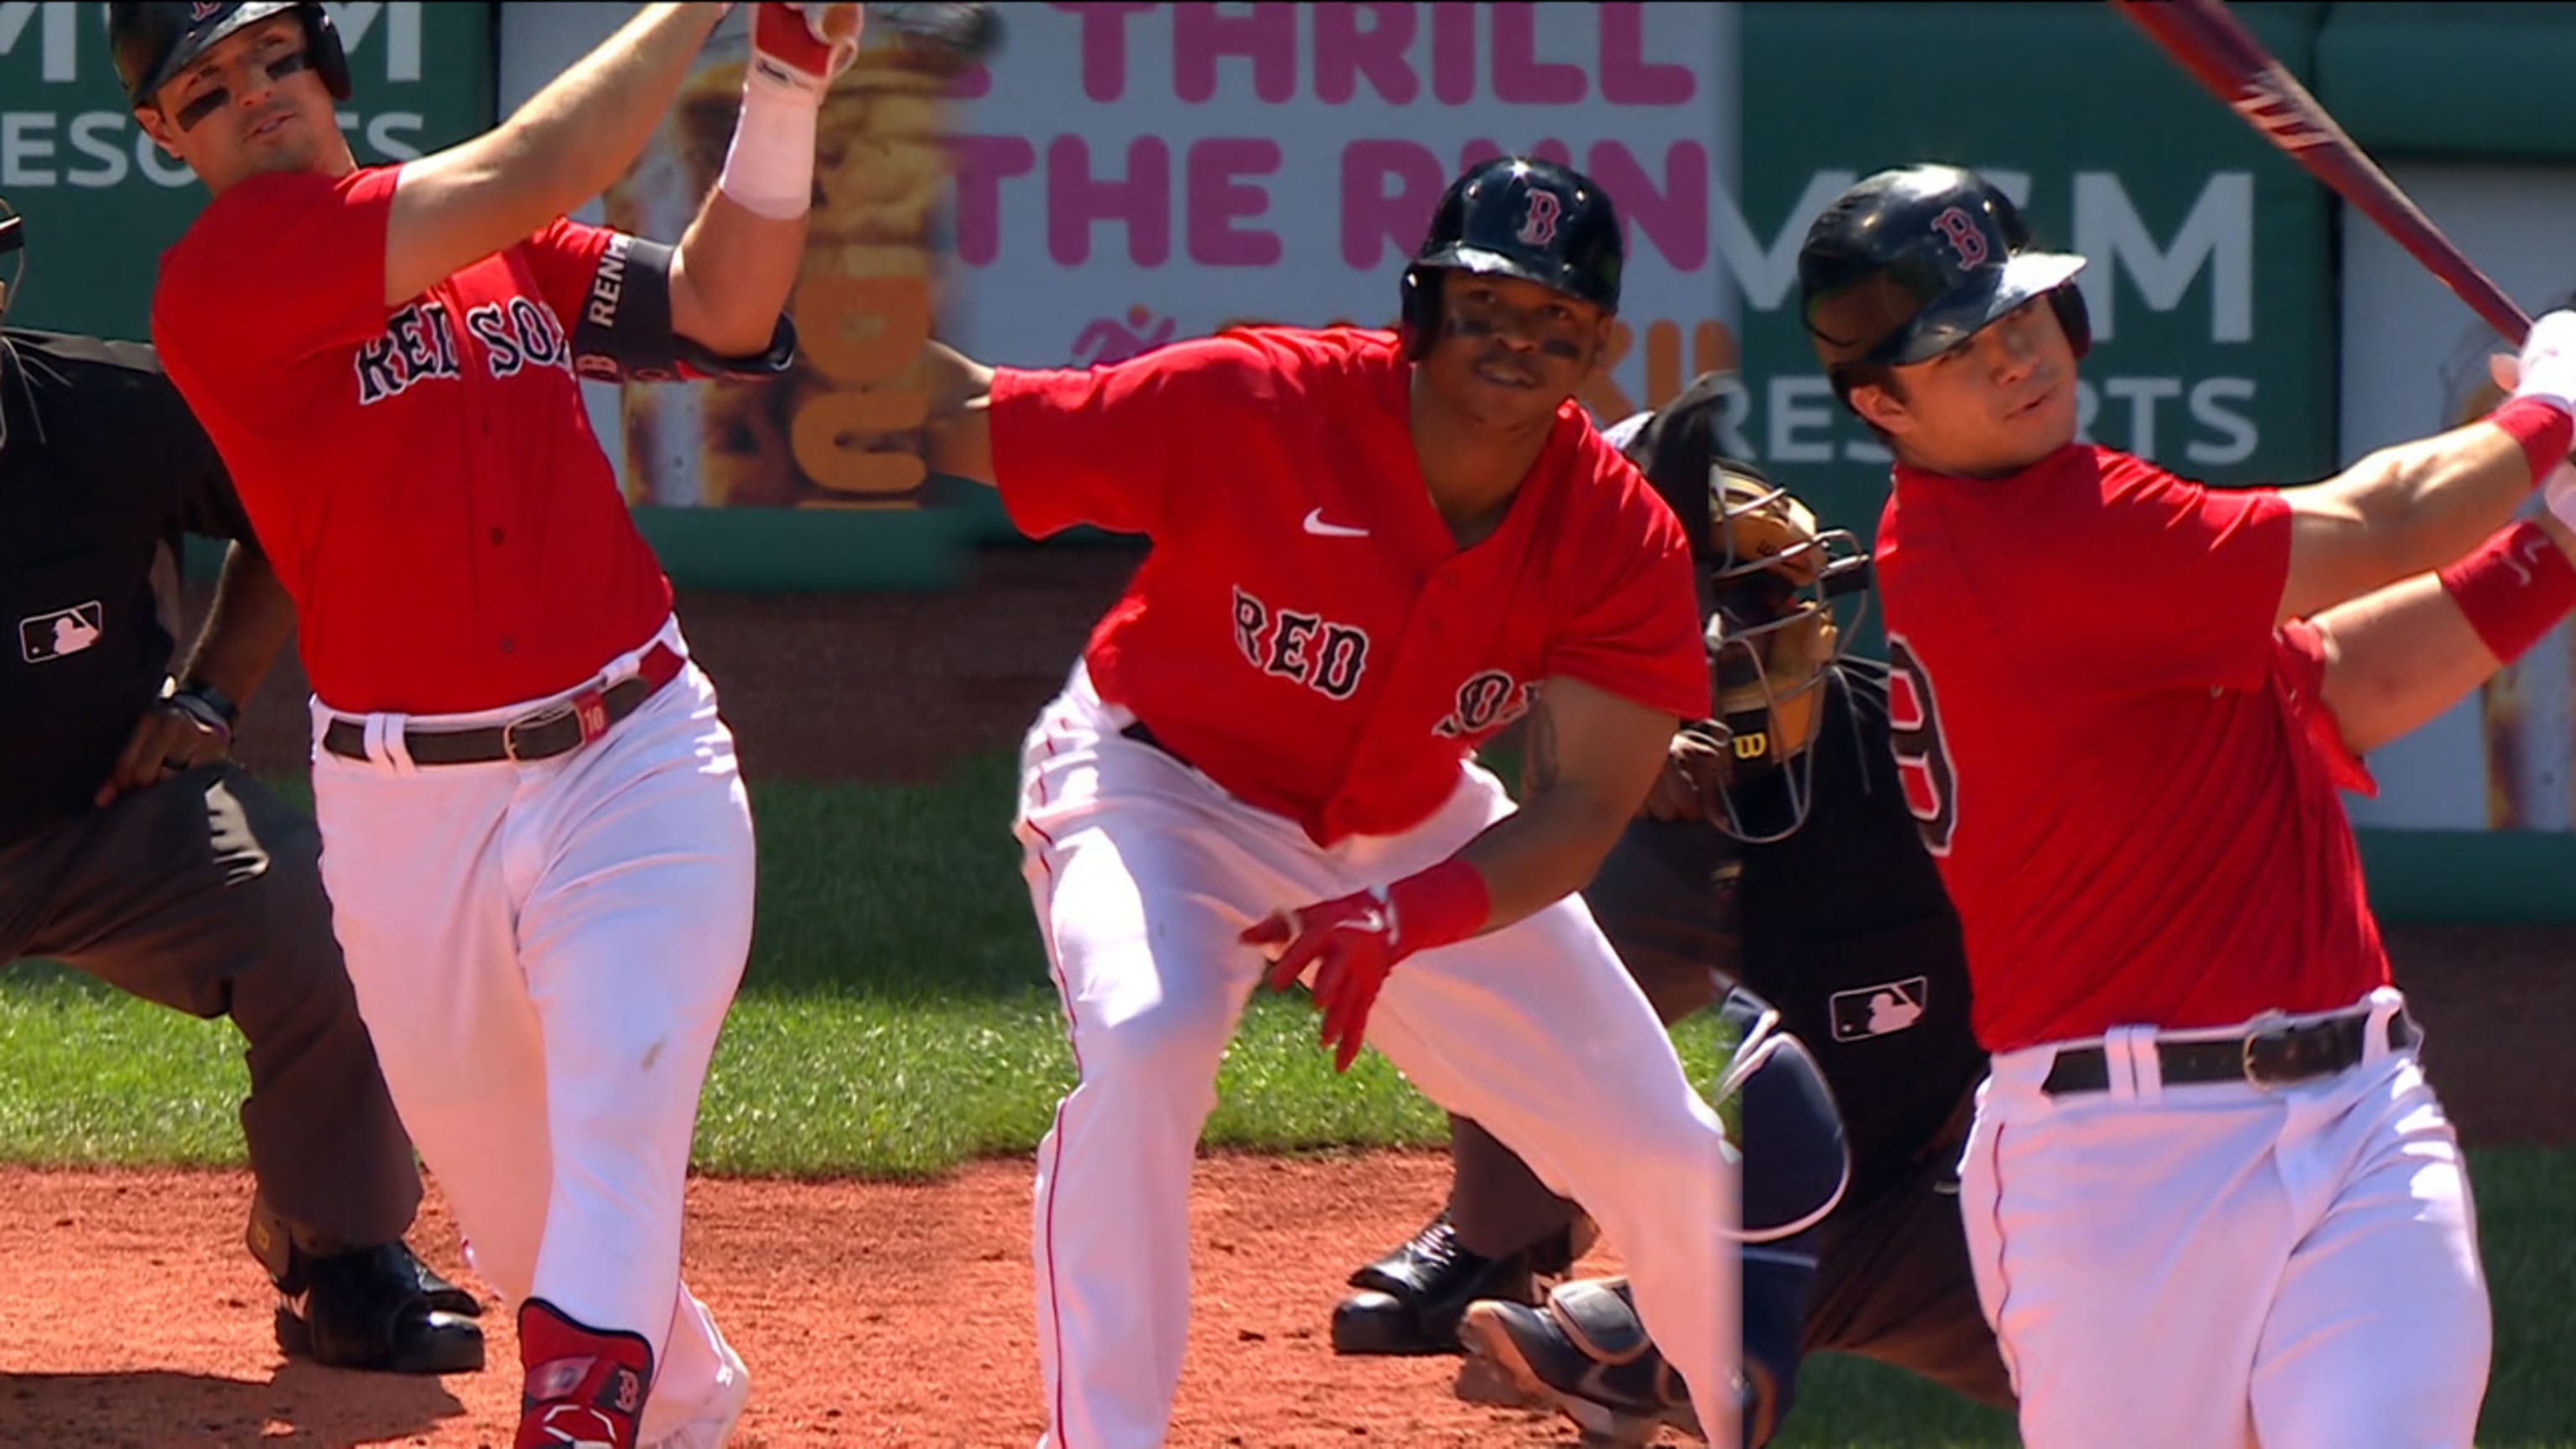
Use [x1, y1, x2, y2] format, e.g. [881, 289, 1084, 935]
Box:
[2107, 0, 2531, 345]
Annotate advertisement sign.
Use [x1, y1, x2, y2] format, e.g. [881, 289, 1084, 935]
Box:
[2337, 162, 2576, 834]
[941, 1, 1741, 429]
[0, 1, 492, 341]
[1729, 2, 2339, 615]
[501, 4, 980, 513]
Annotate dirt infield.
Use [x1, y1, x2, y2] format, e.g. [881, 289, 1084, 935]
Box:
[4, 543, 2568, 1446]
[0, 1154, 1645, 1449]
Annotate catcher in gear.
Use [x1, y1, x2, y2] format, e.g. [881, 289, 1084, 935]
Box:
[1331, 371, 2012, 1445]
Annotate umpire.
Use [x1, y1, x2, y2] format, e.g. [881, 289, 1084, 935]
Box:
[0, 204, 480, 1374]
[1332, 371, 2013, 1444]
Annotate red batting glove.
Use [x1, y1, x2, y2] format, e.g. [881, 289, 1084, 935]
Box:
[751, 3, 862, 101]
[1240, 860, 1492, 1073]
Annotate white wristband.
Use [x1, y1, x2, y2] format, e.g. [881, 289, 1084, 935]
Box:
[716, 78, 821, 221]
[2542, 462, 2576, 532]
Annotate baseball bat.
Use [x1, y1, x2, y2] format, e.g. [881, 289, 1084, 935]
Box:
[2107, 0, 2532, 345]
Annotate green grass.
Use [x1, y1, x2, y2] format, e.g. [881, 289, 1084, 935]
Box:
[4, 759, 2572, 1444]
[0, 757, 1729, 1178]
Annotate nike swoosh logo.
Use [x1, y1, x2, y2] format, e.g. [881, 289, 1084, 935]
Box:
[1302, 507, 1369, 538]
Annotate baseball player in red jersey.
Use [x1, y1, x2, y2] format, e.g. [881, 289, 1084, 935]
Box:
[113, 3, 860, 1446]
[1796, 163, 2576, 1448]
[910, 156, 1742, 1448]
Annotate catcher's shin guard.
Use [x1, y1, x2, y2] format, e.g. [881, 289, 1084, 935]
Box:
[514, 1298, 654, 1449]
[1456, 1277, 1705, 1446]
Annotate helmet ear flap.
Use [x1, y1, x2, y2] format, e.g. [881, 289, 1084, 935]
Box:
[2050, 284, 2090, 360]
[1400, 263, 1441, 360]
[301, 4, 352, 101]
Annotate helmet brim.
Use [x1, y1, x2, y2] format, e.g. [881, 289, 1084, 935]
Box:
[1415, 243, 1617, 314]
[130, 2, 302, 108]
[1876, 250, 2086, 366]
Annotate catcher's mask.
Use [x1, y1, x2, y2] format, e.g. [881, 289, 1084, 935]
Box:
[1701, 461, 1871, 844]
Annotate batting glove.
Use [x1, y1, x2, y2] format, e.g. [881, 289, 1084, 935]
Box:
[1241, 860, 1490, 1073]
[750, 2, 862, 104]
[2510, 309, 2576, 417]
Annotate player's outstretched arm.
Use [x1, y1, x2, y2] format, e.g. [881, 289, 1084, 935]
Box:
[2275, 313, 2576, 625]
[382, 4, 729, 308]
[2309, 502, 2576, 756]
[919, 340, 998, 486]
[666, 5, 860, 357]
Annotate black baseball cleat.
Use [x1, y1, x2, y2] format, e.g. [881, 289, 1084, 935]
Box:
[274, 1241, 486, 1375]
[1453, 1277, 1706, 1447]
[1331, 1212, 1550, 1356]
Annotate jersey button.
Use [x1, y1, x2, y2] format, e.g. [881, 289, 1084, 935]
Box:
[499, 636, 515, 655]
[490, 527, 506, 546]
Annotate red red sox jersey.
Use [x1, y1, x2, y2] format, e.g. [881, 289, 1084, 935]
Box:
[989, 325, 1709, 847]
[149, 167, 673, 716]
[1874, 443, 2389, 1054]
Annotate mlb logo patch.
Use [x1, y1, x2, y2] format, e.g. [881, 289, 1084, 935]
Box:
[1829, 976, 1929, 1041]
[19, 602, 103, 664]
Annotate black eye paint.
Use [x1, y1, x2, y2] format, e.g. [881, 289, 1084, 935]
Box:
[175, 86, 231, 131]
[1444, 314, 1498, 340]
[173, 49, 309, 132]
[1536, 337, 1583, 360]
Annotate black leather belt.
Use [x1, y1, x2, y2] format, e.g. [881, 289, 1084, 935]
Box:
[321, 644, 683, 766]
[1119, 719, 1174, 756]
[2041, 1009, 2417, 1097]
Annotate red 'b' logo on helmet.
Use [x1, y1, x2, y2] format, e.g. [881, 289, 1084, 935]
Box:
[191, 2, 225, 21]
[1517, 190, 1563, 247]
[1929, 206, 1990, 269]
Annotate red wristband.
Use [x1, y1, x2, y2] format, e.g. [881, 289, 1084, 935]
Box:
[2439, 519, 2576, 665]
[1384, 859, 1493, 954]
[2490, 396, 2574, 487]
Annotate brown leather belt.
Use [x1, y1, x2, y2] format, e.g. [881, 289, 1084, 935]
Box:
[2041, 1009, 2416, 1097]
[320, 644, 684, 766]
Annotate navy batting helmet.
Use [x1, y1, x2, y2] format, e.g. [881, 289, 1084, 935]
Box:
[107, 2, 351, 112]
[1796, 164, 2089, 404]
[1400, 156, 1623, 358]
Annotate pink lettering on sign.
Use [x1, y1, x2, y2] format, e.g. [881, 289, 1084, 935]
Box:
[1175, 2, 1299, 104]
[1489, 3, 1585, 105]
[1313, 3, 1415, 105]
[1341, 139, 1711, 272]
[1340, 139, 1446, 270]
[1431, 3, 1477, 106]
[944, 135, 1037, 267]
[1588, 140, 1710, 270]
[1601, 3, 1693, 105]
[1187, 138, 1283, 266]
[1066, 1, 1158, 101]
[1053, 1, 1697, 106]
[1049, 136, 1171, 266]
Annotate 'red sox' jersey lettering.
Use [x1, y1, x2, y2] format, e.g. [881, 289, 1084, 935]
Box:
[1435, 669, 1537, 740]
[149, 167, 673, 717]
[986, 325, 1707, 846]
[1231, 585, 1370, 700]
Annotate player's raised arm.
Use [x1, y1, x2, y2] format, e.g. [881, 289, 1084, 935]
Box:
[665, 5, 859, 356]
[918, 339, 999, 486]
[2304, 489, 2576, 757]
[382, 5, 844, 311]
[2273, 313, 2576, 625]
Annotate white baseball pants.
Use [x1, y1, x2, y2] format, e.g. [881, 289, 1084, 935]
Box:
[306, 616, 754, 1442]
[1015, 666, 1740, 1449]
[1958, 987, 2490, 1449]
